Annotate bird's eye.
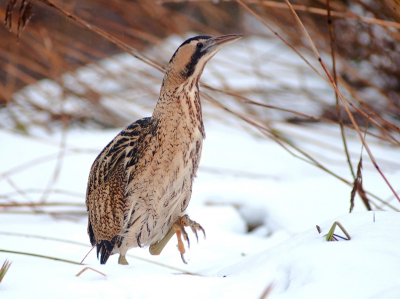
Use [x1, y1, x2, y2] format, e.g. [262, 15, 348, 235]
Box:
[196, 42, 203, 49]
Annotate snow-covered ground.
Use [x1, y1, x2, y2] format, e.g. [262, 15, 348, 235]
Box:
[1, 119, 399, 298]
[1, 35, 400, 298]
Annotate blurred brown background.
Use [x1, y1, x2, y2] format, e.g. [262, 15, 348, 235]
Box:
[1, 0, 400, 132]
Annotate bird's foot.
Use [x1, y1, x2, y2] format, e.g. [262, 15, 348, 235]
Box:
[148, 215, 205, 264]
[118, 254, 129, 265]
[174, 215, 206, 264]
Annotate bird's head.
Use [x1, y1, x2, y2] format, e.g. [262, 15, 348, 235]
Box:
[162, 34, 242, 89]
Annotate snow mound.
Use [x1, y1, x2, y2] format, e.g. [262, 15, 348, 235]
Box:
[219, 212, 400, 299]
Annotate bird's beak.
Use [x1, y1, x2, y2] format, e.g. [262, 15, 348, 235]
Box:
[202, 34, 243, 53]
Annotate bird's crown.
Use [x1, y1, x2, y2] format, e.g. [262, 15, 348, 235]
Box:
[166, 34, 242, 82]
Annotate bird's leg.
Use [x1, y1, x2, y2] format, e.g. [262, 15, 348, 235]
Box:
[118, 254, 129, 265]
[149, 224, 177, 256]
[149, 215, 206, 263]
[174, 223, 188, 263]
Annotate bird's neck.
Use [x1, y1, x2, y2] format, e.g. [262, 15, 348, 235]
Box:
[152, 73, 205, 139]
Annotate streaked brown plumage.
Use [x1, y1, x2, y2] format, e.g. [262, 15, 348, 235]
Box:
[86, 34, 242, 264]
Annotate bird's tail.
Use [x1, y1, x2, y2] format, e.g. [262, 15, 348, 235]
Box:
[88, 221, 114, 264]
[96, 240, 114, 264]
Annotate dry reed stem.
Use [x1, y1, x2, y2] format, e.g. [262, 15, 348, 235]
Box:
[75, 267, 106, 277]
[0, 152, 75, 182]
[235, 0, 330, 86]
[326, 0, 355, 180]
[1, 188, 83, 199]
[259, 283, 273, 299]
[0, 259, 12, 284]
[0, 129, 99, 181]
[325, 221, 351, 241]
[161, 1, 400, 141]
[5, 177, 34, 203]
[80, 245, 96, 265]
[282, 0, 400, 203]
[4, 177, 44, 213]
[0, 249, 81, 264]
[39, 104, 69, 204]
[203, 73, 399, 210]
[37, 0, 165, 72]
[349, 125, 372, 212]
[1, 128, 99, 154]
[0, 211, 88, 215]
[204, 92, 349, 183]
[228, 0, 400, 146]
[204, 85, 399, 145]
[349, 157, 368, 212]
[336, 76, 400, 137]
[0, 231, 199, 274]
[2, 0, 399, 212]
[160, 0, 400, 29]
[1, 202, 85, 207]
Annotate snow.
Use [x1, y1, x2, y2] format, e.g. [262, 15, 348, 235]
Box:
[220, 212, 400, 299]
[1, 34, 400, 298]
[1, 120, 399, 298]
[1, 210, 400, 298]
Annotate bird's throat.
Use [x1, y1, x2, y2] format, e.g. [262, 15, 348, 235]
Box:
[153, 76, 205, 139]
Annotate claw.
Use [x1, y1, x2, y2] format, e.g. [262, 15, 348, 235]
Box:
[193, 228, 199, 243]
[199, 225, 206, 239]
[180, 253, 187, 264]
[150, 214, 205, 264]
[175, 215, 206, 263]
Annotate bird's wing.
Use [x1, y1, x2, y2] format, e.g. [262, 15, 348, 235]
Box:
[86, 117, 151, 243]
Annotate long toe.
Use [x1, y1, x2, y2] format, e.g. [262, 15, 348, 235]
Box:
[180, 215, 206, 242]
[151, 215, 206, 264]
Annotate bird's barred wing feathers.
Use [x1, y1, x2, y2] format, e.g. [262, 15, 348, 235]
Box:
[86, 117, 151, 245]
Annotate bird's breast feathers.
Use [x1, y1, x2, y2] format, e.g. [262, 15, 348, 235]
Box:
[124, 117, 203, 215]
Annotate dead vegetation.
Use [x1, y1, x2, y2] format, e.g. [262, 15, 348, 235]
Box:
[1, 0, 400, 214]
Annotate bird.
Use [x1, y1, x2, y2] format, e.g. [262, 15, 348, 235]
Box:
[86, 34, 242, 265]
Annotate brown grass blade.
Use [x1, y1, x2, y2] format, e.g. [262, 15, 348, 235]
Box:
[350, 157, 371, 212]
[259, 283, 273, 299]
[16, 0, 33, 39]
[0, 259, 12, 283]
[161, 0, 400, 30]
[0, 231, 199, 275]
[349, 159, 359, 213]
[0, 249, 81, 264]
[76, 267, 106, 277]
[283, 0, 400, 203]
[235, 0, 329, 85]
[326, 0, 355, 180]
[4, 0, 16, 30]
[37, 0, 164, 72]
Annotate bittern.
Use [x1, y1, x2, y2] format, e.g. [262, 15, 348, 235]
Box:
[86, 34, 242, 265]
